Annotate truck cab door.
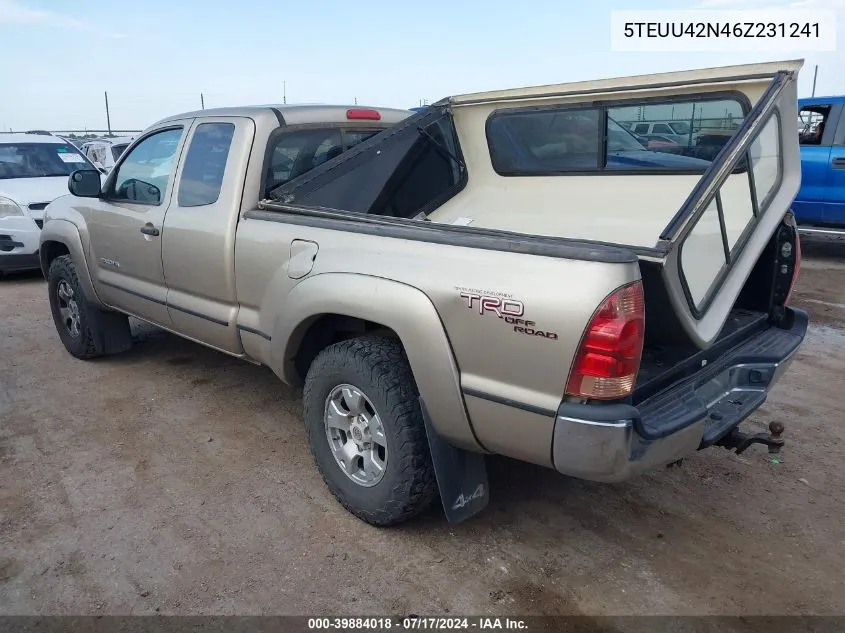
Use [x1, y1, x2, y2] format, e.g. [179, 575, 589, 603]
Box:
[85, 124, 190, 326]
[824, 104, 845, 224]
[160, 116, 255, 353]
[793, 102, 836, 225]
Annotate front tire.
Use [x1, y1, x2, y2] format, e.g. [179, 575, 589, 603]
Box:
[302, 335, 438, 526]
[47, 255, 130, 359]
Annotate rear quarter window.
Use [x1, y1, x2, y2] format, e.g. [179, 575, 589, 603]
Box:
[177, 123, 235, 207]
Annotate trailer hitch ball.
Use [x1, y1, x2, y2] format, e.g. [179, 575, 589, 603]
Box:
[717, 420, 786, 455]
[768, 421, 785, 454]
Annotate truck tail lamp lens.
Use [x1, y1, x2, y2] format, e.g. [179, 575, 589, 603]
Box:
[565, 280, 645, 401]
[346, 108, 381, 121]
[781, 212, 802, 306]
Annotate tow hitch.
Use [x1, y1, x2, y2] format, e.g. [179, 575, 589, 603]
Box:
[717, 421, 785, 455]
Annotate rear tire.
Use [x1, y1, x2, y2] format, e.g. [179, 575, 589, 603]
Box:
[47, 255, 131, 359]
[302, 335, 438, 526]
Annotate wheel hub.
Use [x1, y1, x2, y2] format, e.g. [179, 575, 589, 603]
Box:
[57, 280, 81, 338]
[324, 384, 387, 487]
[349, 416, 372, 446]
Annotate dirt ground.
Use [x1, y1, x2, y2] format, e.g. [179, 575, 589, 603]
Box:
[1, 235, 844, 617]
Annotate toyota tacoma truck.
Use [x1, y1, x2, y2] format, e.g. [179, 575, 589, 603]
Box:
[40, 60, 807, 527]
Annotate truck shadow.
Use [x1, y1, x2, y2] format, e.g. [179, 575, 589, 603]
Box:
[0, 269, 43, 283]
[84, 319, 841, 616]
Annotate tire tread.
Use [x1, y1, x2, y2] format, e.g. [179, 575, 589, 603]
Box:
[303, 335, 438, 526]
[48, 255, 100, 359]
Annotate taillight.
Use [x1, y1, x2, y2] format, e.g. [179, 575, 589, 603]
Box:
[565, 281, 645, 401]
[346, 108, 381, 121]
[785, 228, 801, 306]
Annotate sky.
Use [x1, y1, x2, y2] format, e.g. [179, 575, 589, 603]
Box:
[0, 0, 843, 132]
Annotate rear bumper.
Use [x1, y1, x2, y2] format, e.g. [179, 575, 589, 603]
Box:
[551, 308, 808, 482]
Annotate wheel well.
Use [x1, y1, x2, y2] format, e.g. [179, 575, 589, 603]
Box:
[293, 315, 398, 383]
[41, 241, 70, 272]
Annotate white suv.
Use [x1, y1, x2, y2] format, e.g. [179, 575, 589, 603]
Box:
[0, 133, 104, 274]
[625, 121, 696, 147]
[81, 136, 135, 174]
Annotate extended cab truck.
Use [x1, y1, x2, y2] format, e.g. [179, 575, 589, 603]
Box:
[41, 60, 806, 527]
[793, 96, 845, 235]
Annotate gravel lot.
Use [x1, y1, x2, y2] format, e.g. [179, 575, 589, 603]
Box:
[1, 236, 844, 616]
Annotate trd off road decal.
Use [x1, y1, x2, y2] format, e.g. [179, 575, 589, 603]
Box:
[456, 287, 558, 341]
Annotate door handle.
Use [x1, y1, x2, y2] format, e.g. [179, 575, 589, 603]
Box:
[140, 224, 160, 237]
[832, 157, 845, 170]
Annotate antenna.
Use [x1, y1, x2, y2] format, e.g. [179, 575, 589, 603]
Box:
[283, 81, 287, 105]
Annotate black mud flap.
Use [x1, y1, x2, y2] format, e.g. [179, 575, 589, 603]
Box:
[419, 398, 489, 524]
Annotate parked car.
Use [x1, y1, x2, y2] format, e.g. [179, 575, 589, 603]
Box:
[792, 96, 845, 232]
[624, 120, 695, 147]
[40, 60, 805, 527]
[0, 133, 104, 274]
[81, 136, 135, 174]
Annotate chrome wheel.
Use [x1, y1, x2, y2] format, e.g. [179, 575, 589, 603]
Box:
[324, 384, 387, 487]
[57, 280, 81, 338]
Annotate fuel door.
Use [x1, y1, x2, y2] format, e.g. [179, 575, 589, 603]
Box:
[288, 239, 319, 279]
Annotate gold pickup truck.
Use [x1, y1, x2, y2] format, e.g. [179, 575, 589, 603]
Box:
[40, 59, 807, 526]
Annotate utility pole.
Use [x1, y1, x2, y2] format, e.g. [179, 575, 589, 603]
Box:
[811, 65, 819, 97]
[354, 97, 358, 105]
[283, 81, 287, 105]
[200, 93, 205, 109]
[104, 91, 112, 136]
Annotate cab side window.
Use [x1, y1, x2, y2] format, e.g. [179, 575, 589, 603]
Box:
[109, 128, 183, 205]
[798, 105, 831, 146]
[177, 123, 235, 207]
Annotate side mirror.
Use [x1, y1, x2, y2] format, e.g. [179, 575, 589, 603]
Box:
[68, 169, 102, 198]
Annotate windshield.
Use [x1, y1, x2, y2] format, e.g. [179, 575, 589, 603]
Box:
[0, 142, 94, 179]
[668, 121, 691, 135]
[607, 118, 647, 152]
